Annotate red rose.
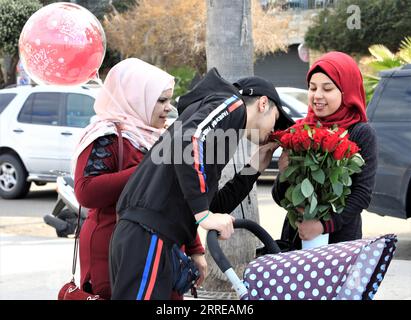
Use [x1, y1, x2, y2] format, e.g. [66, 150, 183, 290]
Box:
[300, 129, 312, 150]
[321, 132, 341, 152]
[291, 131, 303, 152]
[280, 132, 293, 149]
[346, 141, 360, 158]
[333, 138, 350, 160]
[268, 130, 286, 143]
[312, 128, 327, 151]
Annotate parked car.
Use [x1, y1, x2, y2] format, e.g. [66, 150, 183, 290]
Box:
[259, 87, 308, 179]
[0, 84, 99, 199]
[366, 64, 411, 219]
[277, 87, 309, 107]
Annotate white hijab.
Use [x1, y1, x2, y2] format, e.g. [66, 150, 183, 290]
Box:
[71, 58, 174, 173]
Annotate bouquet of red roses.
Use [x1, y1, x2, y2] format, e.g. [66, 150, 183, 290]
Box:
[269, 123, 365, 229]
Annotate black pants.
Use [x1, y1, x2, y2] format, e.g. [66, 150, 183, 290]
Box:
[109, 219, 173, 300]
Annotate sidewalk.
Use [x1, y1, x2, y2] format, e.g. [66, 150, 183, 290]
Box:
[0, 233, 77, 300]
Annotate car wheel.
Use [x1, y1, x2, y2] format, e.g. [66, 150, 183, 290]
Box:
[0, 154, 31, 199]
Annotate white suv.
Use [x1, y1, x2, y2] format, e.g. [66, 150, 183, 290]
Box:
[0, 84, 99, 199]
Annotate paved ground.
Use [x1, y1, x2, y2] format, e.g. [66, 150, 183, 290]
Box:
[0, 182, 410, 300]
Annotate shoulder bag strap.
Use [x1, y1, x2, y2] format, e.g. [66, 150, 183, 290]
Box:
[71, 123, 124, 280]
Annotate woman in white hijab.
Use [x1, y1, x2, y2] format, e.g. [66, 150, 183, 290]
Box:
[73, 58, 206, 299]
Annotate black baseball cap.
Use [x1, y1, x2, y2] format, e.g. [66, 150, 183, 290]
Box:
[233, 76, 295, 130]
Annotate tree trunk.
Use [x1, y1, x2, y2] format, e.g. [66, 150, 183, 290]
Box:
[206, 0, 254, 82]
[3, 54, 19, 87]
[203, 0, 257, 293]
[0, 60, 5, 88]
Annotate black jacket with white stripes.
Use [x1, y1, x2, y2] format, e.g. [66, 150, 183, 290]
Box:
[116, 68, 261, 246]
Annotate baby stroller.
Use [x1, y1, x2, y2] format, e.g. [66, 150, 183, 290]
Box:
[207, 219, 397, 300]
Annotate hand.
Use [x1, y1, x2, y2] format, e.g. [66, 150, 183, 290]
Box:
[249, 142, 279, 173]
[278, 150, 290, 174]
[295, 220, 324, 240]
[197, 212, 235, 240]
[191, 253, 207, 287]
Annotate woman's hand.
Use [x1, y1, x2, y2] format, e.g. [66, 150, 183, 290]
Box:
[191, 254, 207, 287]
[296, 220, 324, 240]
[278, 150, 290, 174]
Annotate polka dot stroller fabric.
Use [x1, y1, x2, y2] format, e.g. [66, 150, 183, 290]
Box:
[243, 234, 397, 300]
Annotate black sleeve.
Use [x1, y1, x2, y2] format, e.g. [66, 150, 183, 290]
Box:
[320, 123, 378, 234]
[209, 164, 260, 214]
[173, 96, 245, 215]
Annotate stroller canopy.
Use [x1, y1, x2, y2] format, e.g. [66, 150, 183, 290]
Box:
[243, 234, 397, 300]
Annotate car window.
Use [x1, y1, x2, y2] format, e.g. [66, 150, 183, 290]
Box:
[65, 93, 95, 128]
[18, 92, 61, 125]
[281, 103, 300, 118]
[0, 93, 17, 114]
[372, 76, 411, 122]
[279, 93, 308, 117]
[284, 92, 308, 106]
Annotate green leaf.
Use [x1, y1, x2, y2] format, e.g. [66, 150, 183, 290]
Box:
[342, 175, 352, 187]
[284, 165, 299, 178]
[287, 211, 298, 230]
[285, 186, 294, 202]
[326, 156, 334, 168]
[309, 193, 318, 214]
[310, 152, 320, 164]
[336, 205, 345, 214]
[330, 167, 341, 184]
[304, 154, 315, 167]
[351, 154, 365, 167]
[292, 183, 305, 206]
[301, 178, 314, 198]
[348, 164, 362, 174]
[317, 205, 330, 213]
[312, 168, 325, 184]
[343, 188, 351, 196]
[310, 164, 320, 171]
[339, 130, 349, 138]
[332, 182, 343, 197]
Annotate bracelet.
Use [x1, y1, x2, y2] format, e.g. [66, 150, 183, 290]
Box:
[195, 212, 210, 225]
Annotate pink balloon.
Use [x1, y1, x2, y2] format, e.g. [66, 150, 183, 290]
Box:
[19, 2, 106, 86]
[298, 43, 310, 63]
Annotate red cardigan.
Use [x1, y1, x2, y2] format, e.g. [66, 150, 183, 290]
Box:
[74, 135, 204, 299]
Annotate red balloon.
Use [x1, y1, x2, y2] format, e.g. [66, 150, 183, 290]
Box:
[19, 3, 106, 86]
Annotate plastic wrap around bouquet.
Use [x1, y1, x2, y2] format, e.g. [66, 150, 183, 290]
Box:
[243, 234, 397, 300]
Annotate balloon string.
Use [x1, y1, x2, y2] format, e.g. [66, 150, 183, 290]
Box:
[89, 74, 152, 151]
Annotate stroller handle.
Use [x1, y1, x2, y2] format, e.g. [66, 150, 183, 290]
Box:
[206, 219, 281, 273]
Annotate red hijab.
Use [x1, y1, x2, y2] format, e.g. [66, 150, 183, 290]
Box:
[299, 51, 367, 129]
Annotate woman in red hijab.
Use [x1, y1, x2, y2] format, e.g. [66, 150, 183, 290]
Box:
[272, 51, 378, 249]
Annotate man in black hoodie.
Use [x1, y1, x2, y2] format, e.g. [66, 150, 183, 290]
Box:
[109, 68, 294, 300]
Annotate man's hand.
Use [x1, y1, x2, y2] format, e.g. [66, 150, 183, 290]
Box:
[195, 212, 235, 240]
[249, 142, 279, 173]
[191, 254, 207, 287]
[296, 220, 324, 240]
[278, 150, 290, 174]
